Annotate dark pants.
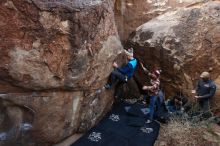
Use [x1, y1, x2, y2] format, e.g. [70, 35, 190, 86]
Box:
[107, 69, 127, 98]
[157, 90, 164, 113]
[198, 99, 210, 111]
[149, 96, 157, 120]
[144, 95, 161, 121]
[198, 98, 212, 118]
[144, 90, 164, 118]
[107, 69, 127, 87]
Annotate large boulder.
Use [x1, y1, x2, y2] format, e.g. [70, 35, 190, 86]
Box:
[0, 0, 123, 145]
[114, 0, 205, 42]
[128, 1, 220, 106]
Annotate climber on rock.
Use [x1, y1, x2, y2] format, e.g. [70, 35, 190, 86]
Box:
[104, 48, 137, 100]
[193, 71, 216, 118]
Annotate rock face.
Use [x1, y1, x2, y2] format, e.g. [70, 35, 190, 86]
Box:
[0, 0, 123, 144]
[128, 1, 220, 106]
[114, 0, 206, 42]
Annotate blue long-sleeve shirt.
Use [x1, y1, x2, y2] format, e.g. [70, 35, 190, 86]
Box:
[196, 79, 216, 99]
[117, 59, 137, 79]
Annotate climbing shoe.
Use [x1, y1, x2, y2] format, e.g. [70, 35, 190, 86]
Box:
[104, 84, 111, 89]
[145, 119, 152, 124]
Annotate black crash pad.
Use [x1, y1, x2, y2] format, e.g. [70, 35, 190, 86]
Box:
[71, 102, 160, 146]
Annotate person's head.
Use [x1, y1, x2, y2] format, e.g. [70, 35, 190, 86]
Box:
[200, 71, 210, 81]
[124, 48, 134, 60]
[150, 69, 160, 79]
